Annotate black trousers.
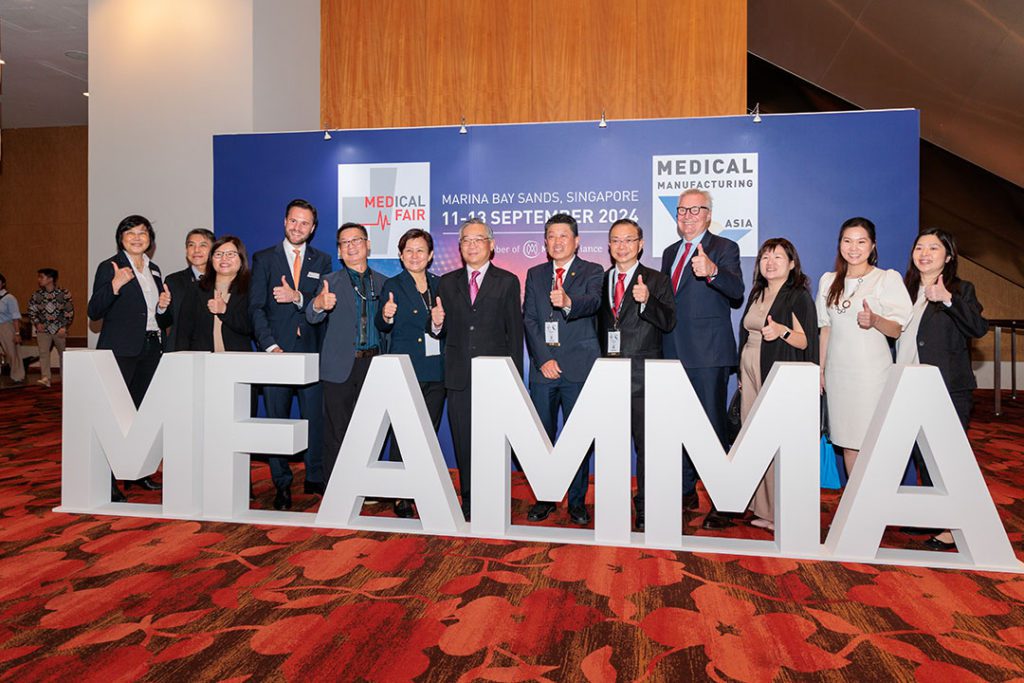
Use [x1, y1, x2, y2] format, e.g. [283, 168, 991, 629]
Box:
[321, 355, 376, 482]
[388, 380, 446, 463]
[115, 332, 163, 408]
[446, 385, 473, 499]
[911, 389, 972, 487]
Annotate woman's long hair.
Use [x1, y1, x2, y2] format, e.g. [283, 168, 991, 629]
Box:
[903, 227, 961, 298]
[825, 217, 878, 308]
[749, 237, 809, 303]
[201, 235, 250, 295]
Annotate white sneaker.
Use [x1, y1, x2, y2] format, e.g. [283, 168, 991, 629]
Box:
[36, 377, 51, 387]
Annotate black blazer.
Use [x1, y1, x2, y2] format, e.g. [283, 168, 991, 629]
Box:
[87, 252, 171, 357]
[375, 269, 443, 383]
[433, 264, 524, 391]
[597, 263, 676, 395]
[162, 267, 200, 351]
[913, 279, 987, 394]
[174, 285, 254, 352]
[738, 283, 819, 385]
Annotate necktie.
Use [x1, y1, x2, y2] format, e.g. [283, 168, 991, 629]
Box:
[469, 270, 480, 304]
[554, 267, 565, 290]
[613, 272, 627, 317]
[292, 248, 303, 289]
[671, 242, 693, 293]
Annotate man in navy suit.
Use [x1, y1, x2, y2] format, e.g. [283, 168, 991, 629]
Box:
[249, 199, 332, 510]
[523, 213, 603, 525]
[306, 222, 387, 483]
[660, 189, 745, 529]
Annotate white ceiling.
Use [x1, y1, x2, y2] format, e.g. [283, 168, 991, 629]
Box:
[0, 0, 88, 128]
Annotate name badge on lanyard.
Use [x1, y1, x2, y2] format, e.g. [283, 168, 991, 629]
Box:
[607, 329, 621, 356]
[545, 321, 560, 346]
[424, 335, 441, 357]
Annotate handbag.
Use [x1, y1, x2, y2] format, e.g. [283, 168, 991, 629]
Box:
[820, 435, 841, 489]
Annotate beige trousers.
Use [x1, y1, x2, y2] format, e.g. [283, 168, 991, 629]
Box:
[0, 322, 25, 382]
[37, 332, 67, 380]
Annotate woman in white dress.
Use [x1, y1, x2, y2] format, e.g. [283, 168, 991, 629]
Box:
[816, 217, 913, 476]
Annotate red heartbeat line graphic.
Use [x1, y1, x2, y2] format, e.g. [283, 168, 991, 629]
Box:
[364, 211, 391, 231]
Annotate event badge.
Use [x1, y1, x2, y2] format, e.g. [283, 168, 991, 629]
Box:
[424, 335, 440, 357]
[545, 321, 560, 346]
[607, 330, 621, 356]
[308, 272, 321, 279]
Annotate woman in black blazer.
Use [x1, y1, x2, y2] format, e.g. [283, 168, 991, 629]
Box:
[87, 215, 172, 500]
[736, 238, 819, 532]
[175, 236, 253, 352]
[374, 229, 445, 518]
[897, 228, 987, 550]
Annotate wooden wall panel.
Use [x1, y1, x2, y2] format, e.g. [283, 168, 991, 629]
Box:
[0, 126, 88, 338]
[321, 0, 746, 128]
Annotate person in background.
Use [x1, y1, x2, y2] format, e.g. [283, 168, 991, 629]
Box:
[175, 236, 253, 352]
[87, 215, 172, 501]
[0, 272, 26, 384]
[163, 228, 214, 352]
[736, 238, 818, 532]
[375, 228, 445, 518]
[897, 228, 987, 551]
[28, 268, 75, 388]
[816, 217, 913, 478]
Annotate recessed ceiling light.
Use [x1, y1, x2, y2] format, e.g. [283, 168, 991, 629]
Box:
[64, 50, 88, 62]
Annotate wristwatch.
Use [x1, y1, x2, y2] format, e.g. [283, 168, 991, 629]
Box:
[782, 328, 792, 340]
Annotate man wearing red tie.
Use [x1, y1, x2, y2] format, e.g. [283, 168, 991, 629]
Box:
[597, 219, 675, 531]
[660, 189, 745, 530]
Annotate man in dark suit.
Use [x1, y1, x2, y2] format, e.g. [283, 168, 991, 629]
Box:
[306, 222, 387, 483]
[162, 228, 214, 352]
[430, 218, 524, 520]
[598, 218, 676, 531]
[523, 213, 603, 525]
[660, 189, 745, 529]
[249, 199, 332, 510]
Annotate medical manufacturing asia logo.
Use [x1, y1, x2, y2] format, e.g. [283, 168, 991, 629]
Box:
[338, 162, 431, 259]
[651, 153, 758, 257]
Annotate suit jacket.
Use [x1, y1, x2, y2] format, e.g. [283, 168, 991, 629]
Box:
[914, 279, 987, 394]
[174, 285, 254, 352]
[523, 257, 603, 385]
[249, 242, 332, 352]
[661, 231, 745, 368]
[307, 267, 387, 383]
[737, 283, 819, 385]
[87, 252, 172, 357]
[163, 266, 200, 351]
[598, 263, 676, 396]
[374, 269, 444, 383]
[433, 264, 524, 391]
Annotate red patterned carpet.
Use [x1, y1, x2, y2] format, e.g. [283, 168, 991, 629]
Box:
[1, 384, 1023, 681]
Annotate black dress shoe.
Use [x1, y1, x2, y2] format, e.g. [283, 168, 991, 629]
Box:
[303, 480, 326, 495]
[111, 481, 127, 503]
[569, 505, 590, 526]
[924, 536, 956, 551]
[527, 502, 556, 522]
[901, 526, 941, 535]
[393, 499, 414, 518]
[125, 476, 162, 491]
[683, 493, 699, 510]
[702, 512, 734, 530]
[273, 486, 292, 511]
[460, 498, 471, 521]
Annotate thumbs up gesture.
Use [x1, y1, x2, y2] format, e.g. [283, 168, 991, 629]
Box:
[857, 299, 876, 330]
[208, 289, 227, 315]
[632, 274, 649, 303]
[382, 291, 398, 322]
[158, 283, 172, 310]
[431, 296, 445, 328]
[315, 280, 336, 312]
[761, 314, 782, 341]
[690, 243, 716, 278]
[549, 278, 572, 309]
[924, 274, 952, 303]
[273, 275, 299, 304]
[110, 261, 135, 294]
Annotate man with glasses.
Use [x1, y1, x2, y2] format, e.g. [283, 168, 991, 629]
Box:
[307, 222, 387, 483]
[597, 219, 675, 531]
[660, 189, 745, 530]
[250, 199, 332, 510]
[430, 218, 523, 521]
[522, 213, 603, 525]
[163, 228, 214, 352]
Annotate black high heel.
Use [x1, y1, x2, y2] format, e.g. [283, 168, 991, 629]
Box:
[125, 476, 162, 491]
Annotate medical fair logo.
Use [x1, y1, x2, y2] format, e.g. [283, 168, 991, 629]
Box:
[338, 162, 431, 259]
[651, 153, 758, 256]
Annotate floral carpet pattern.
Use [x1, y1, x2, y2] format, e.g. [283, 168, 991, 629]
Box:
[1, 385, 1023, 681]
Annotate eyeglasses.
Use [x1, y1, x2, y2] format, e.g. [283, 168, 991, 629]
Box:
[677, 206, 710, 216]
[212, 251, 239, 260]
[338, 237, 367, 247]
[460, 236, 490, 245]
[609, 237, 641, 246]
